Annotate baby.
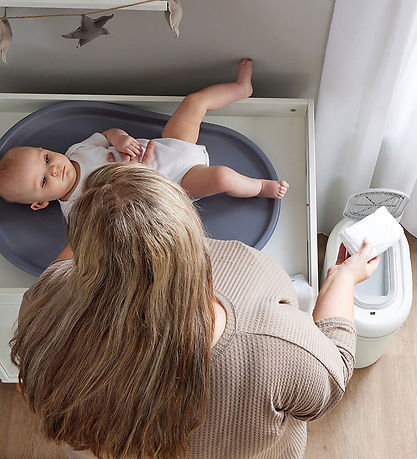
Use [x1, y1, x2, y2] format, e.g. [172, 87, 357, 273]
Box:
[0, 59, 289, 219]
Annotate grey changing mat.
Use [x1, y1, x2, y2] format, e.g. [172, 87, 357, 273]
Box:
[0, 101, 280, 276]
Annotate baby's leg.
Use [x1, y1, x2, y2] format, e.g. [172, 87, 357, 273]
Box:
[181, 165, 289, 200]
[162, 59, 253, 144]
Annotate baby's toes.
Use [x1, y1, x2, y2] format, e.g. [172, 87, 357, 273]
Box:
[277, 185, 287, 198]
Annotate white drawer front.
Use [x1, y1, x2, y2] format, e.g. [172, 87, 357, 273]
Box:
[0, 297, 21, 382]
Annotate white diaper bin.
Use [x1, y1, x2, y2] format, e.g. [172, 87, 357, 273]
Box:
[322, 189, 413, 368]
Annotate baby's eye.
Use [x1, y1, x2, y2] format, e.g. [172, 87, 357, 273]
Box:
[42, 177, 46, 188]
[45, 154, 49, 164]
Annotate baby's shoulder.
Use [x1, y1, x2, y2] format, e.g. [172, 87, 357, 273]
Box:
[66, 132, 108, 158]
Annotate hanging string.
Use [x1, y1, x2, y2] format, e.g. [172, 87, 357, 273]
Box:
[0, 0, 161, 20]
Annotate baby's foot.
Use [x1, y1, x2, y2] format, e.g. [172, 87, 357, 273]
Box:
[237, 58, 253, 98]
[258, 180, 289, 199]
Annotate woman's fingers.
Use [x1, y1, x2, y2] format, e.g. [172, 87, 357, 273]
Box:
[358, 237, 374, 260]
[367, 255, 380, 276]
[368, 254, 380, 267]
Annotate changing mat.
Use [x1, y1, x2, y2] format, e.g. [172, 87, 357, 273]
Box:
[0, 101, 280, 276]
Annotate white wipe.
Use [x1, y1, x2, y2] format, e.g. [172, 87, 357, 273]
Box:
[340, 206, 403, 260]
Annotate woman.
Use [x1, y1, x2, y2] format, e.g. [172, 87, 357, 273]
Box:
[11, 162, 379, 459]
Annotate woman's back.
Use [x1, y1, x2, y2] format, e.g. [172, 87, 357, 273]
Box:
[12, 164, 357, 459]
[41, 238, 355, 458]
[188, 239, 355, 458]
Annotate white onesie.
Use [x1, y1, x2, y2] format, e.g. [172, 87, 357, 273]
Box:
[59, 133, 209, 219]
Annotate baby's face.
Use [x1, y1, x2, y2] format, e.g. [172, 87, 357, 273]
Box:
[12, 147, 77, 206]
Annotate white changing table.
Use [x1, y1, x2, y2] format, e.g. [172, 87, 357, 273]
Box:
[0, 95, 317, 382]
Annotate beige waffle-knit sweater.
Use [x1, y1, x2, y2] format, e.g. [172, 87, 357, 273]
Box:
[21, 239, 356, 459]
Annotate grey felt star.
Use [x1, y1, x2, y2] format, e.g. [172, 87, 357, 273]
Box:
[62, 14, 114, 48]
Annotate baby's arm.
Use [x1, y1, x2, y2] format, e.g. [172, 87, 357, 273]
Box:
[102, 128, 142, 158]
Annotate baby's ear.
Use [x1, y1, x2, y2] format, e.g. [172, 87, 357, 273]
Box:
[30, 201, 49, 211]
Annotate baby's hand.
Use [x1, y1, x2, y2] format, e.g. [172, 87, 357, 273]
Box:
[107, 151, 141, 163]
[107, 150, 141, 163]
[111, 134, 142, 158]
[107, 140, 154, 166]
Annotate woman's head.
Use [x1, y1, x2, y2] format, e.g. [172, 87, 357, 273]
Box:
[11, 163, 215, 458]
[68, 163, 211, 300]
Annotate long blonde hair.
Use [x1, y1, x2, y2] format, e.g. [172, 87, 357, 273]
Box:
[11, 163, 216, 458]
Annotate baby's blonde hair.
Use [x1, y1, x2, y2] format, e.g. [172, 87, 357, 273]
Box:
[11, 162, 216, 458]
[0, 147, 30, 203]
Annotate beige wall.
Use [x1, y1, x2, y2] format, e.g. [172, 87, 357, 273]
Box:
[0, 0, 334, 98]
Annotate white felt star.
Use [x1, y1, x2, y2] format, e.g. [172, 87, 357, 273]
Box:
[0, 19, 12, 63]
[166, 0, 182, 38]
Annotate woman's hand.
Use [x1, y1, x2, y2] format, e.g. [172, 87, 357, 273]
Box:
[313, 239, 380, 322]
[327, 238, 380, 285]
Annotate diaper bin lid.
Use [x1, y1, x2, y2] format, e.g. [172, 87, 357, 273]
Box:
[343, 188, 409, 221]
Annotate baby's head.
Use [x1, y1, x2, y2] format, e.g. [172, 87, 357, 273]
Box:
[0, 146, 77, 210]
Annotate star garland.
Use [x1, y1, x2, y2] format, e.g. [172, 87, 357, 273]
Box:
[0, 1, 164, 20]
[0, 0, 182, 60]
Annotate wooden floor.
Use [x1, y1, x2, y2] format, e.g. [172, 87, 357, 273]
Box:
[1, 232, 417, 458]
[305, 231, 417, 459]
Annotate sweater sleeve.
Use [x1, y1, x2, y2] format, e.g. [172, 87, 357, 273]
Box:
[274, 316, 356, 422]
[314, 317, 357, 385]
